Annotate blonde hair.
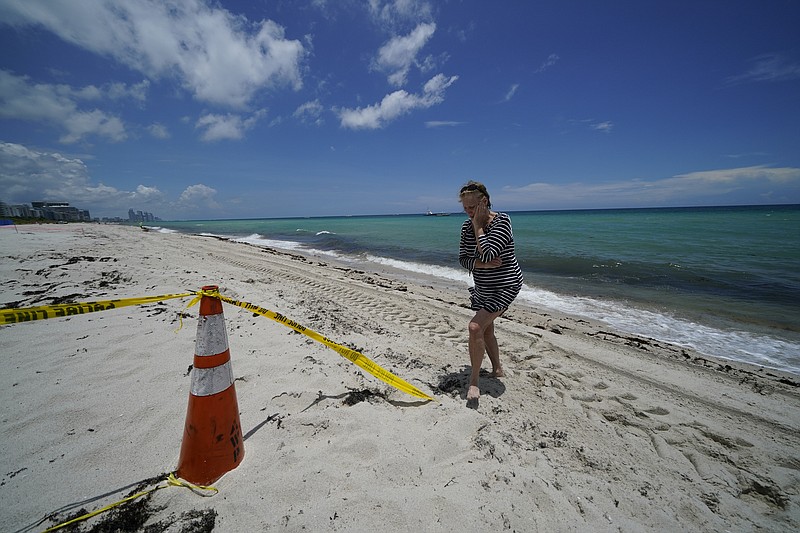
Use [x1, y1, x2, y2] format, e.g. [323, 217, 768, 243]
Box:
[459, 180, 491, 208]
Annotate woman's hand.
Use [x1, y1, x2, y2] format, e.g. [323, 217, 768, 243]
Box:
[472, 198, 490, 229]
[475, 258, 502, 269]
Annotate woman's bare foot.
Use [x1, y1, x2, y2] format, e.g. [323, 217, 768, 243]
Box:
[467, 385, 480, 400]
[490, 367, 505, 378]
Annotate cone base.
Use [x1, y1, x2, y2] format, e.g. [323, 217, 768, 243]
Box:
[177, 386, 244, 485]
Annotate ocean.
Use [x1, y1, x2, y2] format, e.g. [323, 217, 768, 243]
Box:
[154, 204, 800, 376]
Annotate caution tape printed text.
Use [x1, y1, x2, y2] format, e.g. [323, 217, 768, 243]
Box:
[1, 290, 434, 401]
[1, 293, 194, 324]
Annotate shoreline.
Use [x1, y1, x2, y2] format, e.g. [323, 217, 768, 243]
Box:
[2, 223, 798, 531]
[197, 226, 800, 377]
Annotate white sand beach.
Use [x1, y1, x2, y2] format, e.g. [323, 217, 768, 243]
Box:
[2, 223, 798, 532]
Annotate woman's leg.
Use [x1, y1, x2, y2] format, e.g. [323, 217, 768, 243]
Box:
[484, 321, 504, 377]
[467, 309, 503, 400]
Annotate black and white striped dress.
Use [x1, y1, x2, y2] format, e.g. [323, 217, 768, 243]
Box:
[459, 212, 524, 313]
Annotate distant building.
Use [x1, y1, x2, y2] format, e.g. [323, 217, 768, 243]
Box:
[1, 201, 39, 218]
[1, 200, 91, 221]
[128, 208, 159, 223]
[2, 199, 155, 223]
[31, 201, 91, 222]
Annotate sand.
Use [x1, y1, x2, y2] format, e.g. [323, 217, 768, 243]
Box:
[1, 223, 798, 532]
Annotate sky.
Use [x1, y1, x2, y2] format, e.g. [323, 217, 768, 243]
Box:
[1, 0, 799, 220]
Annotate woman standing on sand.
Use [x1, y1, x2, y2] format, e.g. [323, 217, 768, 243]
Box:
[458, 181, 523, 401]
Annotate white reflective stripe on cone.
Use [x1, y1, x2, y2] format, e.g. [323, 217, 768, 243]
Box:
[191, 360, 234, 396]
[195, 314, 229, 356]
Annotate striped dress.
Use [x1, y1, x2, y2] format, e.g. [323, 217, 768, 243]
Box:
[459, 212, 524, 313]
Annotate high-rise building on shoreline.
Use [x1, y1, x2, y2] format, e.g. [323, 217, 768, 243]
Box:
[0, 200, 159, 223]
[0, 200, 90, 222]
[127, 208, 158, 223]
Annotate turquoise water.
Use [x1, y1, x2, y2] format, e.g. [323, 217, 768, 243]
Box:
[156, 205, 800, 375]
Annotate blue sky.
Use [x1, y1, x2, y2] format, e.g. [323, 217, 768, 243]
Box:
[1, 0, 799, 220]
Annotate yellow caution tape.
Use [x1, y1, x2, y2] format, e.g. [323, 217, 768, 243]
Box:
[3, 288, 434, 401]
[41, 473, 216, 532]
[193, 288, 435, 402]
[1, 292, 194, 325]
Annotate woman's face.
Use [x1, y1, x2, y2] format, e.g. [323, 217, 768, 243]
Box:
[461, 193, 485, 219]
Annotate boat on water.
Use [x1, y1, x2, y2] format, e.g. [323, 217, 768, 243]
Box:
[425, 209, 451, 217]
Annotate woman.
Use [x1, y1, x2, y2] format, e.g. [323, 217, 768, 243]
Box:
[458, 181, 523, 401]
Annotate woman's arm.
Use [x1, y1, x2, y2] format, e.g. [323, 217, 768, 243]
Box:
[476, 215, 513, 262]
[475, 257, 503, 269]
[459, 223, 477, 271]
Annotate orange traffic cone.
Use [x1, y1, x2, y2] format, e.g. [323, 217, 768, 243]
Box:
[176, 285, 244, 484]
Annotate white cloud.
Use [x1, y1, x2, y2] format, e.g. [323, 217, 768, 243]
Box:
[425, 120, 465, 128]
[0, 142, 166, 215]
[504, 84, 519, 102]
[673, 166, 800, 185]
[535, 53, 560, 73]
[726, 53, 800, 85]
[0, 141, 240, 218]
[0, 0, 306, 108]
[566, 117, 614, 134]
[178, 184, 220, 211]
[60, 111, 126, 144]
[107, 80, 150, 102]
[592, 121, 613, 133]
[367, 0, 434, 29]
[496, 166, 800, 209]
[0, 70, 128, 143]
[293, 99, 324, 125]
[374, 22, 436, 86]
[132, 184, 164, 201]
[195, 109, 267, 141]
[337, 73, 457, 129]
[147, 123, 170, 139]
[0, 142, 89, 201]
